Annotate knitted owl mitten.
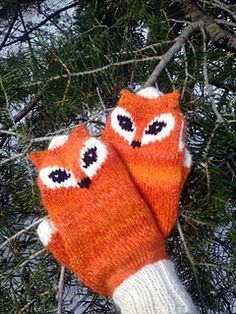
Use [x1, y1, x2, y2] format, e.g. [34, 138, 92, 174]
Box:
[103, 87, 192, 238]
[30, 125, 197, 314]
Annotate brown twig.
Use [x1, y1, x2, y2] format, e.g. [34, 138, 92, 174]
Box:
[174, 0, 236, 52]
[201, 27, 224, 123]
[0, 1, 81, 50]
[57, 266, 65, 314]
[0, 91, 43, 147]
[0, 217, 45, 250]
[0, 1, 20, 51]
[142, 20, 203, 88]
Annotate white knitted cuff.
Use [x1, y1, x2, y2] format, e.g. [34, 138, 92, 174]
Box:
[113, 260, 197, 314]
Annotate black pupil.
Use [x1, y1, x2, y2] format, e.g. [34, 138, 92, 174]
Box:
[145, 121, 167, 135]
[117, 115, 134, 132]
[49, 169, 70, 183]
[83, 147, 97, 168]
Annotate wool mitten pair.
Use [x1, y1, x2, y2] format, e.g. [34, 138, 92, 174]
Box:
[30, 125, 168, 295]
[30, 124, 197, 313]
[103, 87, 192, 238]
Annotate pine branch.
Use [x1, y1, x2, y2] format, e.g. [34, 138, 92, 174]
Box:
[18, 291, 51, 313]
[0, 1, 81, 50]
[0, 91, 43, 148]
[177, 221, 206, 307]
[174, 0, 236, 52]
[0, 1, 20, 51]
[201, 27, 224, 123]
[0, 217, 45, 250]
[1, 248, 46, 280]
[142, 20, 203, 88]
[199, 0, 236, 22]
[20, 55, 163, 89]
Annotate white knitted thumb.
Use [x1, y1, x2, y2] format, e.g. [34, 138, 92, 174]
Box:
[112, 260, 197, 314]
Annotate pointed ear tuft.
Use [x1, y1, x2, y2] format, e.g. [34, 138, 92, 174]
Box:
[119, 89, 135, 106]
[28, 151, 44, 168]
[70, 124, 89, 139]
[164, 90, 180, 109]
[171, 90, 180, 104]
[120, 89, 130, 96]
[120, 89, 132, 100]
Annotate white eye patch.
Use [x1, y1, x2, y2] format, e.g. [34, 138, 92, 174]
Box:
[111, 107, 136, 144]
[40, 166, 77, 189]
[142, 113, 175, 145]
[80, 138, 107, 178]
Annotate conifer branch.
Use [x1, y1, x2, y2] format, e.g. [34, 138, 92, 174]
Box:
[0, 248, 46, 280]
[20, 55, 163, 89]
[0, 90, 43, 147]
[18, 291, 51, 313]
[177, 221, 206, 307]
[0, 1, 20, 51]
[0, 218, 45, 250]
[201, 27, 224, 123]
[0, 1, 81, 50]
[142, 20, 203, 88]
[174, 0, 236, 52]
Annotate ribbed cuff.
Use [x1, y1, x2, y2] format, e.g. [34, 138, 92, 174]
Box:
[112, 260, 197, 314]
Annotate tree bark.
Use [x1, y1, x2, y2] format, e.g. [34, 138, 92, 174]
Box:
[174, 0, 236, 52]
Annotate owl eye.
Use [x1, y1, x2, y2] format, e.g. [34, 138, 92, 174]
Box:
[111, 107, 136, 144]
[80, 138, 107, 178]
[40, 166, 77, 189]
[142, 113, 175, 145]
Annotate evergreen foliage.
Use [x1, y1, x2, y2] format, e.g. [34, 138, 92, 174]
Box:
[0, 0, 235, 313]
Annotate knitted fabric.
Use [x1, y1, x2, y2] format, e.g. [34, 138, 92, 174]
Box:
[29, 125, 168, 296]
[103, 88, 191, 237]
[136, 88, 192, 187]
[37, 218, 72, 269]
[113, 260, 198, 314]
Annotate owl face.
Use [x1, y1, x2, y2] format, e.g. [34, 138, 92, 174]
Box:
[104, 90, 185, 156]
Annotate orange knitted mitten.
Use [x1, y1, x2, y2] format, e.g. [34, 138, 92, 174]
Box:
[103, 87, 191, 238]
[29, 125, 168, 296]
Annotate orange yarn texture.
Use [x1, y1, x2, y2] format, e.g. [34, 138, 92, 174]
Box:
[103, 90, 189, 238]
[29, 125, 168, 296]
